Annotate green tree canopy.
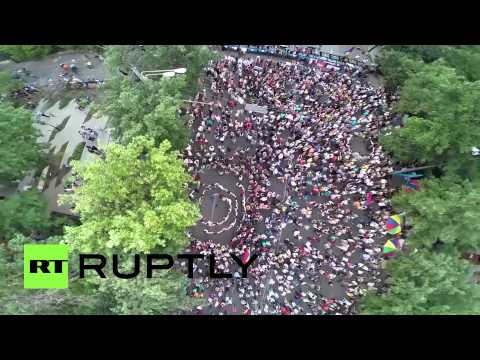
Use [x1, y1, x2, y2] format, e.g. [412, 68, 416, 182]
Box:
[380, 60, 480, 177]
[392, 177, 480, 254]
[0, 71, 23, 95]
[0, 45, 54, 62]
[381, 45, 480, 82]
[0, 102, 46, 184]
[100, 45, 215, 150]
[104, 45, 215, 96]
[60, 136, 200, 314]
[360, 250, 480, 315]
[61, 136, 200, 254]
[0, 190, 51, 241]
[0, 234, 103, 315]
[101, 76, 190, 150]
[382, 45, 449, 63]
[377, 50, 425, 90]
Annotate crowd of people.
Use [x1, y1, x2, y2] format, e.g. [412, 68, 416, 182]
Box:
[78, 125, 103, 155]
[181, 50, 397, 315]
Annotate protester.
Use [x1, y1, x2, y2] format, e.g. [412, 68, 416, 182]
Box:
[182, 47, 394, 315]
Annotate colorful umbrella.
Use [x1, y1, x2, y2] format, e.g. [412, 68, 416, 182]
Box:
[391, 238, 405, 249]
[383, 238, 405, 257]
[386, 215, 402, 235]
[383, 240, 398, 256]
[403, 179, 420, 192]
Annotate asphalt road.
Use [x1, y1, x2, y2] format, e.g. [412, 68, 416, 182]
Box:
[185, 51, 383, 315]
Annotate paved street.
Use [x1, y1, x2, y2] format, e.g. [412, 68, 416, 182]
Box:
[183, 48, 390, 314]
[0, 51, 107, 88]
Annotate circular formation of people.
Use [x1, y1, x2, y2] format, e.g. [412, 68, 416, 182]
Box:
[181, 47, 398, 315]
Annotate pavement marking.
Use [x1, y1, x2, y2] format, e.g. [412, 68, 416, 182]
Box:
[210, 193, 218, 221]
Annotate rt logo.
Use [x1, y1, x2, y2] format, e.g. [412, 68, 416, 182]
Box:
[24, 244, 69, 289]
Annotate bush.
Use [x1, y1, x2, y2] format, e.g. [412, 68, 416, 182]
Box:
[0, 71, 23, 95]
[0, 45, 55, 62]
[0, 45, 102, 63]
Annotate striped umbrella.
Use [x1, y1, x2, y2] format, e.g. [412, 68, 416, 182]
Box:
[386, 215, 402, 235]
[383, 240, 397, 256]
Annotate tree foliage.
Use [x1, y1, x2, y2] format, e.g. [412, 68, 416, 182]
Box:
[0, 45, 55, 62]
[0, 234, 102, 315]
[377, 50, 425, 90]
[382, 45, 480, 82]
[380, 60, 480, 177]
[360, 250, 480, 315]
[60, 136, 200, 315]
[365, 45, 480, 314]
[0, 71, 23, 95]
[61, 136, 200, 254]
[94, 266, 197, 315]
[101, 76, 190, 150]
[104, 45, 215, 96]
[392, 177, 480, 253]
[0, 190, 51, 241]
[100, 45, 215, 150]
[382, 45, 449, 63]
[0, 102, 46, 184]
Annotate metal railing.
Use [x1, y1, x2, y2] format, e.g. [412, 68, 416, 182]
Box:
[221, 45, 368, 69]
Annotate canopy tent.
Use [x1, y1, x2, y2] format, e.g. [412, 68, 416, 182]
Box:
[383, 240, 397, 256]
[383, 238, 404, 257]
[386, 215, 402, 235]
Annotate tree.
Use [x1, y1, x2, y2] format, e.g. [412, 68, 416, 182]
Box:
[0, 45, 54, 62]
[381, 45, 480, 82]
[0, 190, 51, 241]
[0, 71, 23, 95]
[60, 137, 201, 314]
[0, 234, 103, 315]
[104, 45, 215, 96]
[101, 76, 190, 150]
[392, 177, 480, 254]
[376, 50, 425, 90]
[442, 46, 480, 82]
[0, 102, 46, 184]
[382, 45, 449, 63]
[380, 60, 480, 177]
[360, 250, 480, 315]
[100, 45, 215, 150]
[61, 136, 200, 254]
[94, 267, 197, 315]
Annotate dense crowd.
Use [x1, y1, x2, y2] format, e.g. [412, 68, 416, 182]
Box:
[182, 51, 396, 315]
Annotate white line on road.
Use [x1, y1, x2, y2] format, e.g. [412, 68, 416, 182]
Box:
[210, 194, 218, 221]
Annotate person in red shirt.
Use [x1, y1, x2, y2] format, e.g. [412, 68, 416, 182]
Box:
[281, 306, 291, 315]
[241, 247, 250, 264]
